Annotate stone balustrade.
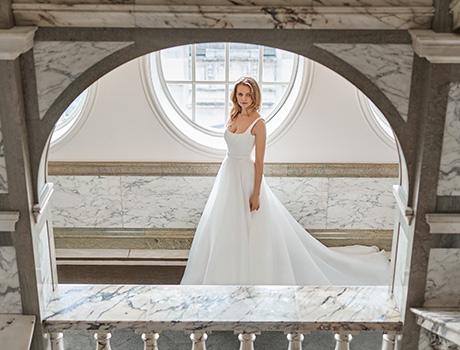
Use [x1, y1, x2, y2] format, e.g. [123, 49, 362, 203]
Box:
[43, 284, 402, 349]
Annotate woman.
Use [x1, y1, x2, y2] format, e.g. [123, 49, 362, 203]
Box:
[181, 76, 390, 285]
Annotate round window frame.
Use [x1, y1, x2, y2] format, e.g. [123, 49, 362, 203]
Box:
[356, 89, 396, 150]
[49, 83, 97, 151]
[140, 44, 314, 156]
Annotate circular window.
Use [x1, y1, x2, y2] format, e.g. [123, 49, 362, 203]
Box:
[357, 90, 396, 149]
[142, 43, 313, 155]
[50, 84, 96, 148]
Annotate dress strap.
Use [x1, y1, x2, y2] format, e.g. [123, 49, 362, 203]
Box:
[247, 117, 264, 134]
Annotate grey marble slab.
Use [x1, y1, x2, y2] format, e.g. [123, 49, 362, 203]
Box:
[0, 123, 7, 193]
[14, 2, 433, 30]
[411, 308, 460, 347]
[438, 82, 460, 196]
[0, 247, 22, 313]
[327, 178, 397, 230]
[44, 284, 401, 333]
[0, 315, 35, 350]
[424, 249, 460, 308]
[49, 176, 123, 228]
[34, 41, 133, 118]
[418, 327, 460, 350]
[315, 44, 414, 121]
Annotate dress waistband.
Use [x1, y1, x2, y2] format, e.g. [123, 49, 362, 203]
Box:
[226, 153, 251, 160]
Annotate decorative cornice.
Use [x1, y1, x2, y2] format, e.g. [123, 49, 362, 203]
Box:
[425, 213, 460, 234]
[12, 3, 434, 30]
[47, 161, 399, 178]
[0, 211, 20, 232]
[409, 30, 460, 64]
[0, 26, 37, 60]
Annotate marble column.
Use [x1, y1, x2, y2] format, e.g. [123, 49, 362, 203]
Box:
[190, 332, 207, 350]
[238, 333, 256, 350]
[49, 332, 64, 350]
[334, 333, 352, 350]
[94, 332, 112, 350]
[287, 332, 304, 350]
[142, 332, 160, 350]
[381, 333, 398, 350]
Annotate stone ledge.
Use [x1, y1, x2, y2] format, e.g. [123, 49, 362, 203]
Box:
[411, 308, 460, 346]
[425, 213, 460, 234]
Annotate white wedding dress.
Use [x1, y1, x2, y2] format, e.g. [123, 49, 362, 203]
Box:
[181, 117, 390, 285]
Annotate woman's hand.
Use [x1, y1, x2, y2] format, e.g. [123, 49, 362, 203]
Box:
[249, 193, 260, 212]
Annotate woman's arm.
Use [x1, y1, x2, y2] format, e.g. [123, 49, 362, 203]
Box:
[250, 119, 266, 211]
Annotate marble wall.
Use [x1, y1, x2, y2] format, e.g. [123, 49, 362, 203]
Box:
[315, 44, 414, 121]
[49, 175, 397, 230]
[0, 247, 22, 313]
[424, 249, 460, 308]
[437, 82, 460, 196]
[34, 41, 133, 118]
[0, 121, 7, 193]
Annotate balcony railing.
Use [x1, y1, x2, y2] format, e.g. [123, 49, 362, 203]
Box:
[43, 284, 402, 350]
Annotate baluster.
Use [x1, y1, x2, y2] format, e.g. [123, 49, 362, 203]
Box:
[190, 332, 207, 350]
[49, 332, 64, 350]
[238, 333, 256, 350]
[334, 333, 352, 350]
[142, 332, 160, 350]
[381, 333, 399, 350]
[287, 333, 304, 350]
[94, 332, 112, 350]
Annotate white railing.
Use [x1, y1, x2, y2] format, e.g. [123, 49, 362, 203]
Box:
[44, 284, 402, 350]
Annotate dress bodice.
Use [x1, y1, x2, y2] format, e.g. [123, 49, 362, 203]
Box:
[224, 117, 264, 159]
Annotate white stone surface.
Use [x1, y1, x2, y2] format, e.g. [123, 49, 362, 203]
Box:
[34, 41, 133, 118]
[327, 178, 397, 229]
[43, 284, 402, 333]
[412, 308, 460, 347]
[425, 213, 460, 234]
[438, 82, 460, 196]
[0, 247, 22, 313]
[0, 123, 7, 193]
[0, 315, 35, 350]
[0, 26, 36, 60]
[36, 224, 54, 311]
[315, 44, 414, 121]
[410, 30, 460, 64]
[424, 249, 460, 308]
[50, 175, 396, 230]
[0, 212, 19, 232]
[50, 176, 123, 227]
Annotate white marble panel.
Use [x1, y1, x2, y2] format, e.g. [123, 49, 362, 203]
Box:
[266, 177, 328, 229]
[0, 123, 7, 193]
[121, 176, 214, 228]
[0, 247, 22, 313]
[424, 249, 460, 308]
[34, 41, 133, 118]
[315, 44, 414, 121]
[412, 308, 460, 347]
[327, 178, 397, 229]
[49, 175, 123, 227]
[438, 82, 460, 196]
[36, 223, 54, 314]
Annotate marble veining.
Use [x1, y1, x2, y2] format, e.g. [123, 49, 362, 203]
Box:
[438, 82, 460, 196]
[50, 175, 396, 230]
[50, 176, 123, 227]
[0, 247, 22, 313]
[418, 328, 460, 350]
[412, 308, 460, 347]
[315, 44, 414, 121]
[13, 2, 433, 30]
[0, 123, 7, 193]
[34, 41, 133, 118]
[327, 178, 397, 230]
[424, 249, 460, 308]
[44, 284, 401, 333]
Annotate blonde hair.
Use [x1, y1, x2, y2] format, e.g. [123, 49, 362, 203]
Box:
[229, 77, 261, 122]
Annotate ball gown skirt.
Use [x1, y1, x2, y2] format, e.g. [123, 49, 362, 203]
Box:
[180, 118, 390, 285]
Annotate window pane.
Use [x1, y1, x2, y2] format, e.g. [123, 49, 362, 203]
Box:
[229, 43, 259, 81]
[263, 48, 294, 83]
[260, 84, 288, 117]
[56, 89, 88, 131]
[167, 84, 193, 119]
[161, 46, 192, 81]
[195, 43, 225, 81]
[195, 84, 226, 130]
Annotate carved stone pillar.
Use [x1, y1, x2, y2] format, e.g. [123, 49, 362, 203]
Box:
[334, 333, 352, 350]
[142, 332, 160, 350]
[94, 332, 112, 350]
[238, 333, 256, 350]
[190, 332, 207, 350]
[49, 332, 64, 350]
[287, 332, 304, 350]
[381, 333, 399, 350]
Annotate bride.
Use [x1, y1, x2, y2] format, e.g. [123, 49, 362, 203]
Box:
[181, 76, 390, 285]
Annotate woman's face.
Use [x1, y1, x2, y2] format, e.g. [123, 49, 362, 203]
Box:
[235, 84, 253, 109]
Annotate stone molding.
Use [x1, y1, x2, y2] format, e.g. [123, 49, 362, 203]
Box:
[32, 182, 53, 225]
[12, 2, 434, 30]
[48, 161, 399, 178]
[425, 213, 460, 234]
[0, 26, 36, 60]
[411, 308, 460, 347]
[392, 185, 414, 225]
[409, 30, 460, 63]
[0, 211, 20, 232]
